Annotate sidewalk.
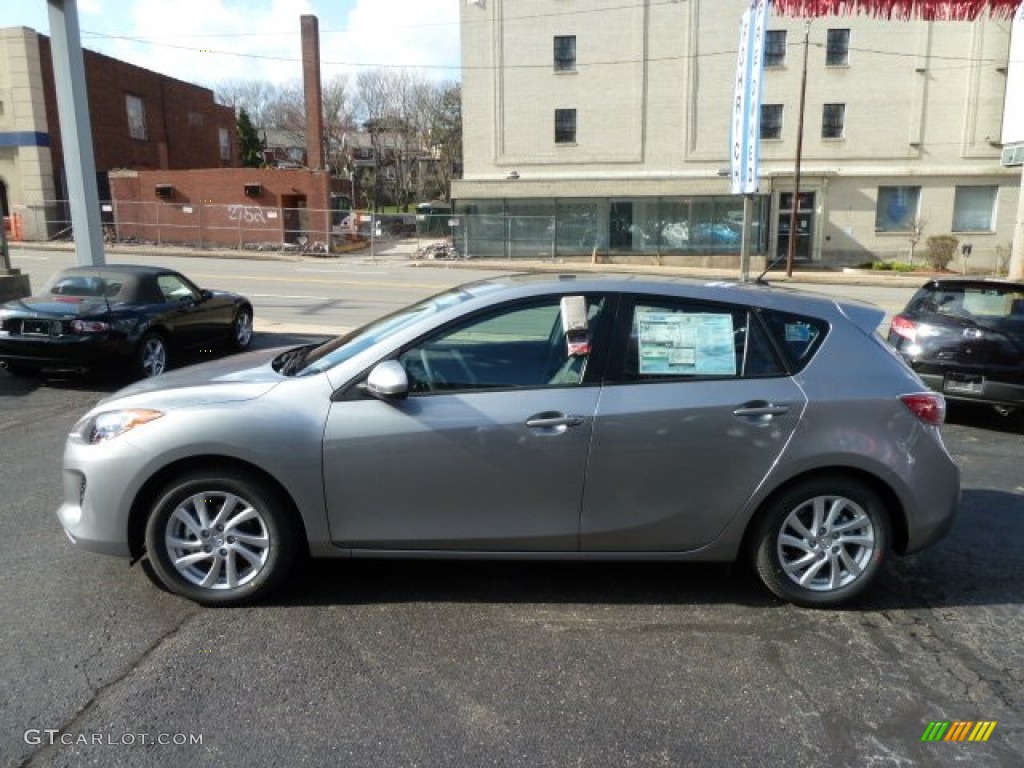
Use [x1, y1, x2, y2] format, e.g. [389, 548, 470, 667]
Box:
[11, 239, 947, 288]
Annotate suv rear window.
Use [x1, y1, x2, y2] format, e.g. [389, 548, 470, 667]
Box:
[756, 309, 829, 373]
[910, 283, 1024, 320]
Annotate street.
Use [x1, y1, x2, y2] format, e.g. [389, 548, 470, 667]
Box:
[1, 248, 1022, 767]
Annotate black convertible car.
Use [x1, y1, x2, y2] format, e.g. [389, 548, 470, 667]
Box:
[0, 265, 253, 378]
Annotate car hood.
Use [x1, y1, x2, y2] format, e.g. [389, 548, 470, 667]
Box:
[98, 347, 289, 409]
[2, 295, 109, 317]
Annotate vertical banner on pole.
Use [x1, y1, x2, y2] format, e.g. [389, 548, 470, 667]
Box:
[730, 0, 770, 195]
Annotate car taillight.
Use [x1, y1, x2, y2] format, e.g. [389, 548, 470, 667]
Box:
[901, 393, 946, 426]
[70, 320, 110, 333]
[889, 315, 916, 342]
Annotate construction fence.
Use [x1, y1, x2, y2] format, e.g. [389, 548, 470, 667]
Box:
[5, 200, 761, 265]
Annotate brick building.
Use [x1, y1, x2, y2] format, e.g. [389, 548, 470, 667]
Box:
[0, 25, 237, 240]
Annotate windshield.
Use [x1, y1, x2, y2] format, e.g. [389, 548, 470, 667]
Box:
[288, 285, 483, 376]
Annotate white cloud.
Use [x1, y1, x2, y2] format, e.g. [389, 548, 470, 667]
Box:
[325, 0, 460, 82]
[63, 0, 459, 90]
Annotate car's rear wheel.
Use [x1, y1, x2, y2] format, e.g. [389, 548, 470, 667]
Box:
[752, 476, 890, 608]
[143, 469, 295, 606]
[136, 332, 168, 378]
[230, 307, 253, 350]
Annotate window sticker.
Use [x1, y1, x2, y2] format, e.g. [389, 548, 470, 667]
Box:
[785, 323, 812, 342]
[636, 309, 736, 375]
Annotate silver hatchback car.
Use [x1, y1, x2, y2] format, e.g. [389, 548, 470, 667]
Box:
[57, 274, 959, 608]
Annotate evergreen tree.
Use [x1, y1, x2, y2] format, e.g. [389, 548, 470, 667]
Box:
[236, 108, 264, 168]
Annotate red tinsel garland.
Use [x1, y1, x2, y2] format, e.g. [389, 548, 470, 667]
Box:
[772, 0, 1021, 20]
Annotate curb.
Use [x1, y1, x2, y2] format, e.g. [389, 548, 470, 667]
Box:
[11, 240, 960, 287]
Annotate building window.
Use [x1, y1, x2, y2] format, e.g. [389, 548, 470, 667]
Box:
[219, 127, 231, 161]
[555, 109, 576, 144]
[822, 103, 845, 139]
[764, 30, 787, 67]
[126, 94, 147, 140]
[760, 104, 783, 140]
[554, 35, 576, 72]
[952, 186, 997, 232]
[826, 29, 850, 66]
[875, 186, 921, 232]
[187, 111, 205, 127]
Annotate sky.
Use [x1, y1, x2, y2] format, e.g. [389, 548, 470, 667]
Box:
[0, 0, 461, 88]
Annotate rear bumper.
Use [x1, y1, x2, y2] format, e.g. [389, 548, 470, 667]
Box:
[0, 334, 127, 368]
[917, 371, 1024, 408]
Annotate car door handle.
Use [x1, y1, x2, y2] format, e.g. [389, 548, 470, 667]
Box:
[525, 412, 586, 429]
[732, 401, 791, 418]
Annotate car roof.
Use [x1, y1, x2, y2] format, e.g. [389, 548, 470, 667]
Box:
[451, 272, 883, 332]
[919, 277, 1024, 290]
[58, 264, 177, 277]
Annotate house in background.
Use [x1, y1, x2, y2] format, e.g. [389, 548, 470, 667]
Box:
[454, 0, 1019, 270]
[0, 25, 238, 241]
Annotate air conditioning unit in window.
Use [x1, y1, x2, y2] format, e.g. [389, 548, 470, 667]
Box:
[1001, 144, 1024, 167]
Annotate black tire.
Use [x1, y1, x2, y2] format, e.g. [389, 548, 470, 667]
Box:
[229, 307, 254, 351]
[143, 468, 295, 606]
[752, 476, 890, 608]
[136, 332, 169, 378]
[1, 361, 40, 377]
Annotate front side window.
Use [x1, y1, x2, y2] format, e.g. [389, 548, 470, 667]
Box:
[764, 30, 787, 67]
[555, 108, 577, 144]
[875, 186, 921, 232]
[618, 298, 786, 382]
[156, 274, 198, 302]
[126, 94, 147, 140]
[761, 104, 783, 140]
[398, 296, 606, 394]
[554, 35, 576, 72]
[826, 29, 850, 66]
[952, 186, 997, 232]
[822, 103, 845, 139]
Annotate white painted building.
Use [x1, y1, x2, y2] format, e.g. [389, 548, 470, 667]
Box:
[453, 0, 1019, 270]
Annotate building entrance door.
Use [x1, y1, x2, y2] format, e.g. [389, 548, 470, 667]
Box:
[776, 191, 815, 263]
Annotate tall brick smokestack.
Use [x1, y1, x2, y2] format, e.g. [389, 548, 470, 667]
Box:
[300, 15, 324, 170]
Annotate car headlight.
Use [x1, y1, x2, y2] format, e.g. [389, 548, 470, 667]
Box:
[75, 409, 164, 444]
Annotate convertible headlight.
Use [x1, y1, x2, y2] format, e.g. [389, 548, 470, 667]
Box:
[76, 409, 164, 444]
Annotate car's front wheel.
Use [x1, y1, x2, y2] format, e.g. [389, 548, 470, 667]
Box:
[136, 332, 168, 378]
[143, 469, 295, 606]
[752, 476, 890, 608]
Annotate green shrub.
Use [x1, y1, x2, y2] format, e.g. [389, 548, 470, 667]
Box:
[925, 235, 958, 271]
[871, 261, 892, 271]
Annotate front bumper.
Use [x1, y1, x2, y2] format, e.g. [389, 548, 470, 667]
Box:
[56, 432, 152, 558]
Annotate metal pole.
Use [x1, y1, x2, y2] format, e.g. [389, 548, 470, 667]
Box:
[1009, 163, 1024, 279]
[786, 20, 810, 278]
[739, 193, 753, 281]
[47, 0, 105, 266]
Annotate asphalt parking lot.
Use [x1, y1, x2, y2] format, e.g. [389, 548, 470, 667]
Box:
[1, 251, 1022, 767]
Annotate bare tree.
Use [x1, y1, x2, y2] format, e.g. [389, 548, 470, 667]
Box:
[214, 79, 282, 131]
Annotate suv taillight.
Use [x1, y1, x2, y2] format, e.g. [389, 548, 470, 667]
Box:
[901, 393, 946, 426]
[890, 314, 917, 342]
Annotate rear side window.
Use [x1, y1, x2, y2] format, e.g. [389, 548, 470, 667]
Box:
[618, 297, 786, 381]
[756, 309, 828, 373]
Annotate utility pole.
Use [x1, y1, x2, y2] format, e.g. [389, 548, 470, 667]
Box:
[786, 20, 810, 277]
[47, 0, 105, 266]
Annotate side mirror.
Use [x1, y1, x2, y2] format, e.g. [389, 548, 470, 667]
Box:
[366, 360, 409, 400]
[200, 289, 213, 300]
